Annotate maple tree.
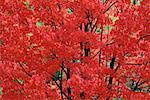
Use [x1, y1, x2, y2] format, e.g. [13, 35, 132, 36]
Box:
[0, 0, 150, 99]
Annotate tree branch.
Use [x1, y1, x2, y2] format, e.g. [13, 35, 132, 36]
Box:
[103, 1, 118, 14]
[137, 34, 150, 43]
[18, 62, 32, 77]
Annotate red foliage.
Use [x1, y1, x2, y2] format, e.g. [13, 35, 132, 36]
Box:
[0, 0, 150, 99]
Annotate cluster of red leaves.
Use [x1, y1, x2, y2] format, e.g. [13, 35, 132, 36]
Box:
[0, 0, 150, 99]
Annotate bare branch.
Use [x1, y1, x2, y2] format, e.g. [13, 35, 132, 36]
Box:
[103, 1, 118, 14]
[18, 62, 32, 77]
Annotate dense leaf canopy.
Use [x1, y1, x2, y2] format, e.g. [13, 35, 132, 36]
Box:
[0, 0, 150, 99]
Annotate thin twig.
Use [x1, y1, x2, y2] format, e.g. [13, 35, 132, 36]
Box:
[103, 1, 118, 14]
[106, 41, 116, 46]
[137, 34, 150, 43]
[99, 25, 103, 66]
[18, 62, 32, 77]
[60, 67, 64, 100]
[125, 63, 142, 65]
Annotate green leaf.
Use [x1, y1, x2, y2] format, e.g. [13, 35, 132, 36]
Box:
[36, 21, 44, 27]
[113, 98, 124, 100]
[30, 6, 34, 11]
[14, 79, 24, 85]
[0, 87, 3, 95]
[28, 43, 37, 49]
[26, 32, 33, 38]
[24, 0, 30, 8]
[17, 79, 24, 85]
[67, 8, 73, 14]
[95, 28, 101, 34]
[72, 59, 80, 63]
[131, 0, 143, 6]
[53, 70, 64, 81]
[101, 0, 107, 3]
[110, 16, 118, 24]
[104, 25, 114, 34]
[105, 25, 111, 31]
